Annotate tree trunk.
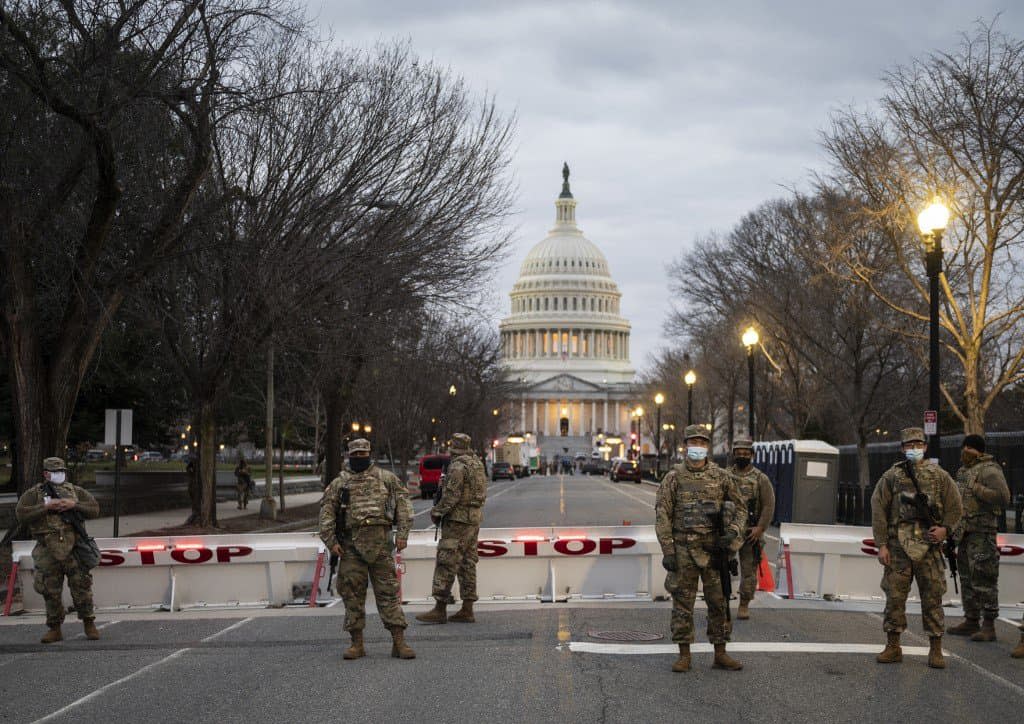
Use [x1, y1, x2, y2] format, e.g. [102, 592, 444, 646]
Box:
[198, 401, 218, 527]
[856, 429, 871, 489]
[325, 389, 343, 486]
[264, 345, 274, 500]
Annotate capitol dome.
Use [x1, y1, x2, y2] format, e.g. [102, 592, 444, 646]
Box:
[499, 164, 634, 386]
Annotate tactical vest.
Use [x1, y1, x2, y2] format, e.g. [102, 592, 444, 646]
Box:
[25, 483, 80, 538]
[669, 463, 727, 534]
[956, 455, 1002, 533]
[445, 454, 487, 524]
[887, 463, 945, 525]
[731, 467, 761, 525]
[338, 466, 394, 529]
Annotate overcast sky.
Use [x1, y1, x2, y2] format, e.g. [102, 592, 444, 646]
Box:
[319, 1, 1024, 371]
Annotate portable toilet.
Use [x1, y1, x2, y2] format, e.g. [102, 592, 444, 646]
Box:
[754, 439, 840, 524]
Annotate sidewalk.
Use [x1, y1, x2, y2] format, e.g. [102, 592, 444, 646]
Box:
[2, 490, 325, 538]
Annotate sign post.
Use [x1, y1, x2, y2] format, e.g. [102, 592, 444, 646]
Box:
[105, 409, 133, 537]
[923, 410, 938, 463]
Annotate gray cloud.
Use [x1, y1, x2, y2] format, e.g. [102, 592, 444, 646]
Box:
[318, 0, 1024, 370]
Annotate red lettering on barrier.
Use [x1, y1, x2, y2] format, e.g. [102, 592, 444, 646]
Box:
[478, 540, 508, 557]
[998, 544, 1024, 557]
[861, 539, 878, 556]
[554, 539, 597, 555]
[100, 551, 125, 567]
[599, 538, 636, 555]
[171, 547, 214, 564]
[216, 545, 253, 562]
[514, 539, 547, 556]
[139, 550, 158, 565]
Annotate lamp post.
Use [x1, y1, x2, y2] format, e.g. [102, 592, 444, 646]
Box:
[634, 406, 644, 460]
[654, 393, 664, 476]
[918, 199, 950, 463]
[447, 385, 457, 445]
[742, 327, 759, 437]
[684, 369, 696, 425]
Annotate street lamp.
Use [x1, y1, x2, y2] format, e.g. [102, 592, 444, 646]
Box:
[684, 369, 696, 425]
[918, 199, 950, 463]
[654, 393, 664, 476]
[634, 406, 644, 460]
[742, 326, 759, 437]
[351, 422, 361, 433]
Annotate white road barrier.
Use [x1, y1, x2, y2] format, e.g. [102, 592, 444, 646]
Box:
[779, 523, 1024, 606]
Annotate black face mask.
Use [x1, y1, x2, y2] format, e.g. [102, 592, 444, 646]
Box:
[349, 457, 371, 473]
[734, 457, 751, 469]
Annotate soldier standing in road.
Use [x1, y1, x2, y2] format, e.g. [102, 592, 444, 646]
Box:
[728, 437, 775, 620]
[15, 457, 101, 643]
[319, 438, 415, 660]
[946, 434, 1011, 643]
[871, 427, 962, 669]
[655, 424, 747, 673]
[416, 433, 487, 624]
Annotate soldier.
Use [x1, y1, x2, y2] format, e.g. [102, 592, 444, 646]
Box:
[655, 424, 747, 673]
[416, 433, 488, 624]
[15, 457, 101, 643]
[946, 434, 1011, 643]
[1015, 619, 1024, 659]
[728, 437, 775, 620]
[871, 427, 962, 669]
[319, 438, 415, 660]
[234, 455, 253, 510]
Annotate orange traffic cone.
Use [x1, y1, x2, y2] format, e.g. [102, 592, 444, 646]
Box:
[756, 555, 775, 592]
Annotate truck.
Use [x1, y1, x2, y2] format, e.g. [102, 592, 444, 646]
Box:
[497, 441, 531, 478]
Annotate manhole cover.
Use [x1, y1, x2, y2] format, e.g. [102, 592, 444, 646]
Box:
[587, 630, 663, 642]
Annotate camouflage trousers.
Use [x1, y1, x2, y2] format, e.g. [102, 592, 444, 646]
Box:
[957, 532, 1000, 621]
[665, 546, 731, 645]
[431, 520, 479, 603]
[737, 537, 762, 603]
[235, 483, 249, 508]
[881, 539, 946, 637]
[32, 544, 94, 626]
[336, 526, 406, 632]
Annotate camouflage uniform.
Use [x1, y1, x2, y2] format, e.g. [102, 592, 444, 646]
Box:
[728, 441, 775, 607]
[234, 460, 252, 510]
[953, 447, 1010, 630]
[15, 460, 100, 629]
[871, 436, 962, 639]
[655, 445, 746, 646]
[429, 436, 487, 605]
[319, 446, 412, 634]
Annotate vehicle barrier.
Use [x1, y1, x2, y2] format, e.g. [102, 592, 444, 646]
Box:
[778, 523, 1024, 606]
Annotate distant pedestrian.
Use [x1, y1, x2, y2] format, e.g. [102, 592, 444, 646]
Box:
[872, 427, 962, 669]
[15, 457, 101, 643]
[234, 456, 253, 510]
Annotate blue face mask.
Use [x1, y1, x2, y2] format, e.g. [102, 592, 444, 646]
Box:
[904, 449, 924, 462]
[687, 446, 708, 462]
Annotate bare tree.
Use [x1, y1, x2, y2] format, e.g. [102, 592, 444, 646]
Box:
[823, 22, 1024, 433]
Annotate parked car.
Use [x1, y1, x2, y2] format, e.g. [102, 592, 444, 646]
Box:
[491, 461, 515, 481]
[610, 459, 642, 483]
[84, 449, 109, 462]
[417, 454, 450, 499]
[137, 451, 165, 462]
[581, 457, 608, 475]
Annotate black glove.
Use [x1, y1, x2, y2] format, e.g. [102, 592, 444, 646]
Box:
[662, 554, 678, 572]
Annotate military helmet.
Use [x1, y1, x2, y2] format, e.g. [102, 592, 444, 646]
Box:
[347, 438, 371, 454]
[449, 433, 472, 453]
[43, 457, 67, 471]
[683, 424, 711, 442]
[900, 427, 926, 444]
[732, 437, 754, 450]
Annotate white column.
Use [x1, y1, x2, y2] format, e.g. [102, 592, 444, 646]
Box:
[614, 401, 620, 433]
[590, 400, 596, 433]
[543, 401, 549, 436]
[532, 401, 538, 434]
[602, 400, 608, 432]
[521, 399, 526, 430]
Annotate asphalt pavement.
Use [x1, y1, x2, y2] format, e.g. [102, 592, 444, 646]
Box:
[2, 473, 1023, 723]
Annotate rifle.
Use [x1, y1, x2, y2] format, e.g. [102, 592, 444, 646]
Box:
[902, 460, 958, 593]
[42, 480, 100, 569]
[747, 499, 763, 567]
[433, 472, 446, 541]
[327, 487, 350, 592]
[711, 502, 739, 622]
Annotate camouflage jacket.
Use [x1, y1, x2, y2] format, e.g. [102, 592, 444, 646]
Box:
[954, 454, 1010, 536]
[319, 464, 412, 549]
[432, 453, 487, 525]
[655, 460, 746, 556]
[870, 460, 962, 547]
[728, 464, 775, 530]
[15, 482, 100, 560]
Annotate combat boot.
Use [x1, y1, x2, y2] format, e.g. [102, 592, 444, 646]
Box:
[414, 600, 447, 624]
[876, 632, 902, 663]
[390, 627, 416, 659]
[927, 637, 946, 669]
[449, 601, 475, 623]
[83, 618, 100, 640]
[1011, 633, 1024, 659]
[40, 625, 63, 644]
[343, 631, 365, 660]
[947, 617, 980, 636]
[970, 618, 997, 642]
[737, 600, 750, 620]
[712, 643, 743, 671]
[671, 644, 691, 672]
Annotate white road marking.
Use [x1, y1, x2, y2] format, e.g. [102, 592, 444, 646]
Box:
[71, 619, 120, 640]
[602, 480, 656, 509]
[998, 617, 1021, 628]
[30, 617, 254, 724]
[414, 478, 530, 529]
[566, 641, 935, 656]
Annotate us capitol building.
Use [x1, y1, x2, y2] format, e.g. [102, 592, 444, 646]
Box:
[498, 165, 637, 462]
